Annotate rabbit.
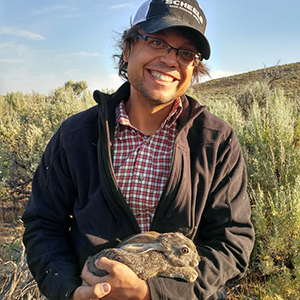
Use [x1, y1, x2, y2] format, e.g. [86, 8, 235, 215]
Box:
[86, 231, 200, 282]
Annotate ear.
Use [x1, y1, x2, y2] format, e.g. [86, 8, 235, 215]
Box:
[123, 42, 129, 63]
[118, 232, 167, 254]
[119, 242, 166, 254]
[119, 231, 160, 245]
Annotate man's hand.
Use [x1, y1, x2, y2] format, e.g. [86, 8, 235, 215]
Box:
[71, 257, 150, 300]
[70, 281, 111, 300]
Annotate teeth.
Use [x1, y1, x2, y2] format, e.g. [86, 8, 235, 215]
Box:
[150, 70, 174, 83]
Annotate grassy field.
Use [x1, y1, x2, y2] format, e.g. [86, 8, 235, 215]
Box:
[1, 62, 300, 299]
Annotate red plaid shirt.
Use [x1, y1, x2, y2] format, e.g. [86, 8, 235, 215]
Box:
[113, 99, 182, 232]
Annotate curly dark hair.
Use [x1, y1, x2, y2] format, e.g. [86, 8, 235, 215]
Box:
[114, 24, 210, 84]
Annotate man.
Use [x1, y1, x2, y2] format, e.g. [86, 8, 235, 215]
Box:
[22, 0, 255, 299]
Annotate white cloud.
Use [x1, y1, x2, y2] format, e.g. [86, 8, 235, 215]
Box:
[0, 26, 45, 40]
[0, 58, 23, 63]
[0, 41, 29, 68]
[76, 52, 102, 58]
[109, 4, 132, 10]
[0, 41, 15, 49]
[32, 5, 69, 15]
[53, 52, 102, 62]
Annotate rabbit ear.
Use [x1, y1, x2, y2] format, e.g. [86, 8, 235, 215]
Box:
[119, 242, 166, 254]
[119, 231, 160, 246]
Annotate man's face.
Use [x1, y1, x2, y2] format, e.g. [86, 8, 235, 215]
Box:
[123, 28, 196, 106]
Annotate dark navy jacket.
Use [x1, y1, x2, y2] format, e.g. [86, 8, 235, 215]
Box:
[22, 82, 255, 300]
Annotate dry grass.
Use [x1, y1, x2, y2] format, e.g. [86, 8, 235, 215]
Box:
[0, 219, 45, 299]
[0, 243, 46, 300]
[0, 220, 46, 299]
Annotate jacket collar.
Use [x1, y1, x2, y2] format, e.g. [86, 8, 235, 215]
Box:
[93, 81, 206, 128]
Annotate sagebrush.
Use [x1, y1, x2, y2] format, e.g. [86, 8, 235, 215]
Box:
[1, 69, 300, 298]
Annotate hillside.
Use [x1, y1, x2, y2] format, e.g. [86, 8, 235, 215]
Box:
[191, 62, 300, 103]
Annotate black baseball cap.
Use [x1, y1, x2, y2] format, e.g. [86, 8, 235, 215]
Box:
[132, 0, 211, 60]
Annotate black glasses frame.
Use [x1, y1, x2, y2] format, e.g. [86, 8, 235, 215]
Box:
[137, 34, 203, 64]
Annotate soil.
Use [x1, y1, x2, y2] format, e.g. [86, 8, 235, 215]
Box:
[0, 220, 24, 274]
[0, 221, 24, 245]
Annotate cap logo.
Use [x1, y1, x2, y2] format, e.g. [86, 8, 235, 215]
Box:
[164, 0, 204, 24]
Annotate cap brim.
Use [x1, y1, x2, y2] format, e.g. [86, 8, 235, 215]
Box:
[141, 17, 211, 60]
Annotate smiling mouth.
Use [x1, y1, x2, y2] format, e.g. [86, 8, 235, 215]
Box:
[149, 70, 175, 83]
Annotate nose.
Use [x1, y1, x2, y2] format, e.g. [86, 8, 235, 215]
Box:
[160, 47, 179, 66]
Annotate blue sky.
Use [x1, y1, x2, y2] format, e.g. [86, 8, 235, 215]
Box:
[0, 0, 299, 95]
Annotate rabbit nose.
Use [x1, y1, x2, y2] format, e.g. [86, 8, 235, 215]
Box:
[192, 254, 200, 267]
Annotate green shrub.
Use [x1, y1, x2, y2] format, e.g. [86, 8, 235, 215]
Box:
[208, 81, 300, 298]
[0, 82, 95, 212]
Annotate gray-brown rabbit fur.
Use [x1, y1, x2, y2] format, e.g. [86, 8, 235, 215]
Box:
[86, 231, 200, 282]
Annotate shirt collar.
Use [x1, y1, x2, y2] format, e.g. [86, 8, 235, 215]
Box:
[115, 98, 183, 134]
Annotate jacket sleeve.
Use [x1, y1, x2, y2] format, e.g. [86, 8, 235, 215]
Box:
[196, 130, 254, 295]
[22, 127, 81, 300]
[148, 130, 255, 300]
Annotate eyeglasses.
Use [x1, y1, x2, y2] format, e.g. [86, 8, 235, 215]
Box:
[137, 34, 202, 66]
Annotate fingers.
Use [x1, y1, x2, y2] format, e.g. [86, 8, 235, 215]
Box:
[82, 262, 109, 286]
[81, 258, 150, 300]
[95, 256, 116, 273]
[71, 283, 111, 300]
[94, 283, 111, 295]
[95, 257, 134, 280]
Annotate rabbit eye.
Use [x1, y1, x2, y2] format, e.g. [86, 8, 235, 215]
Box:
[181, 247, 189, 254]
